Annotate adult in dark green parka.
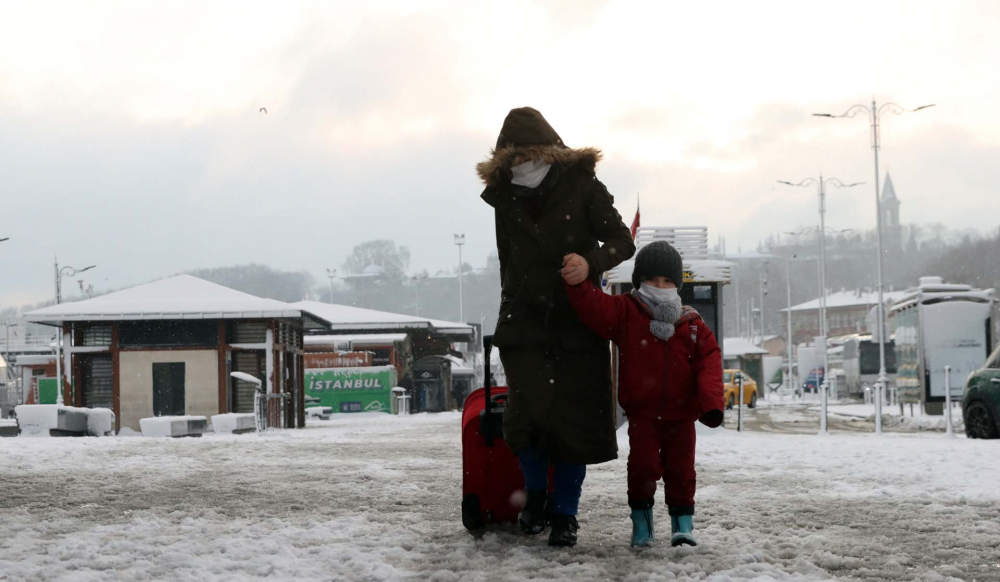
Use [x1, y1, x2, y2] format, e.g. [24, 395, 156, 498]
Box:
[477, 107, 635, 546]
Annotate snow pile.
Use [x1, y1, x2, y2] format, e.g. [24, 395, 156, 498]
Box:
[211, 413, 256, 434]
[86, 408, 115, 436]
[305, 406, 333, 420]
[139, 415, 209, 438]
[13, 404, 89, 437]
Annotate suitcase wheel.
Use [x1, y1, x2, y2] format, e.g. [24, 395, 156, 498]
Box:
[462, 493, 486, 536]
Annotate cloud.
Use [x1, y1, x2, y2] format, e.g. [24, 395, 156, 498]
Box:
[3, 1, 1000, 306]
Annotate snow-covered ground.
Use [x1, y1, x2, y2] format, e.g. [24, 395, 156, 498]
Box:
[2, 413, 999, 581]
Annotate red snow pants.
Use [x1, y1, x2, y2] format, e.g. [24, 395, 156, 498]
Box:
[626, 417, 696, 511]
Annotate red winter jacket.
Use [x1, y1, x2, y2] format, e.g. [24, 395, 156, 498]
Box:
[565, 280, 725, 425]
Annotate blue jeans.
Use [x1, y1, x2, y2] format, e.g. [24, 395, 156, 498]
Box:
[518, 448, 587, 516]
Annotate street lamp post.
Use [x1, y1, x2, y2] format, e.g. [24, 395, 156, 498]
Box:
[326, 268, 337, 304]
[54, 258, 96, 304]
[780, 241, 800, 398]
[814, 99, 934, 435]
[454, 234, 466, 323]
[758, 263, 768, 345]
[411, 274, 427, 316]
[53, 259, 96, 406]
[779, 177, 862, 435]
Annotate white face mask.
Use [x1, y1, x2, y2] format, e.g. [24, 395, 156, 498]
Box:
[510, 159, 552, 188]
[638, 283, 679, 304]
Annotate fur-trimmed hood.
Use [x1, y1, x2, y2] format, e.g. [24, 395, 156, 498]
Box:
[476, 145, 602, 188]
[477, 107, 602, 188]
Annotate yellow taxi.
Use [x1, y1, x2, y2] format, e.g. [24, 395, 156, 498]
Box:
[723, 369, 758, 409]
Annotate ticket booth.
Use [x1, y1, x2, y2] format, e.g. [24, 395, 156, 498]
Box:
[604, 227, 732, 426]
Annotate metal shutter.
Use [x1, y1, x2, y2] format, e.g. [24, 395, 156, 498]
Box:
[232, 352, 263, 413]
[82, 356, 114, 409]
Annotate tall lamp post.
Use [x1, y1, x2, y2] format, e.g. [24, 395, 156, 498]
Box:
[54, 259, 96, 304]
[326, 268, 337, 304]
[411, 274, 427, 316]
[781, 232, 807, 399]
[814, 100, 934, 434]
[454, 234, 466, 323]
[778, 177, 862, 435]
[53, 259, 96, 406]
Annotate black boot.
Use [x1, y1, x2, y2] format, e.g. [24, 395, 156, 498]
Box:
[519, 489, 548, 535]
[548, 514, 579, 547]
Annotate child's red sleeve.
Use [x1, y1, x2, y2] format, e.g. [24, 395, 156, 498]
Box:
[694, 324, 725, 427]
[563, 279, 628, 345]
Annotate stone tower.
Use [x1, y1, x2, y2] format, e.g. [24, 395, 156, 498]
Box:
[881, 173, 901, 249]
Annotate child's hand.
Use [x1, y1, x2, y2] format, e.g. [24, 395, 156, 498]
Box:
[561, 254, 590, 285]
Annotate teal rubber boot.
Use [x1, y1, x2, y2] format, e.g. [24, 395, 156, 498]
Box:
[670, 515, 697, 547]
[630, 509, 655, 547]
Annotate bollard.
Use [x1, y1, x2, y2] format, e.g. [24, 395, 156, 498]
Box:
[819, 380, 828, 435]
[874, 381, 883, 435]
[944, 365, 954, 438]
[737, 374, 744, 432]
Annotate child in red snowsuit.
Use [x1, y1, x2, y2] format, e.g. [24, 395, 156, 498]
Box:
[562, 240, 724, 547]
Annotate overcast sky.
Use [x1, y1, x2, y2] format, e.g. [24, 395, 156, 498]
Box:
[2, 0, 999, 306]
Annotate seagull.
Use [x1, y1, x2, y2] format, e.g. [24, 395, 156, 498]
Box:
[259, 107, 267, 114]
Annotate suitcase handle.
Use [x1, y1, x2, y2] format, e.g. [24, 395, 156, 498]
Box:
[484, 334, 493, 411]
[483, 335, 497, 446]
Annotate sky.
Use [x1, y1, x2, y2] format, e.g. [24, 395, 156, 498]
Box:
[2, 0, 999, 306]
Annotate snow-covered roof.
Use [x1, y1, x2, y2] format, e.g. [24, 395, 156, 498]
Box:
[889, 276, 995, 313]
[780, 290, 909, 313]
[443, 355, 476, 375]
[723, 338, 769, 358]
[14, 354, 57, 366]
[25, 275, 333, 330]
[293, 301, 474, 338]
[304, 333, 408, 346]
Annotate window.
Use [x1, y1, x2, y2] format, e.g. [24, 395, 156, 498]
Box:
[723, 372, 733, 383]
[986, 345, 1000, 369]
[228, 321, 266, 344]
[80, 324, 112, 347]
[120, 321, 217, 348]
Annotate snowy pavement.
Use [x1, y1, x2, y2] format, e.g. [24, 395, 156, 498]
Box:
[2, 413, 999, 581]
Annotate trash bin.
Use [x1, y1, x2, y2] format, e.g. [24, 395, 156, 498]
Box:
[391, 387, 410, 416]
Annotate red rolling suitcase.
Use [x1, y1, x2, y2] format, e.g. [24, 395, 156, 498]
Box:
[461, 335, 526, 533]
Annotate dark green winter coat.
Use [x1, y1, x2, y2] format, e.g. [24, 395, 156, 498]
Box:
[477, 107, 636, 465]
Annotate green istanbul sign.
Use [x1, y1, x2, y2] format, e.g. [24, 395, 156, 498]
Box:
[305, 366, 397, 414]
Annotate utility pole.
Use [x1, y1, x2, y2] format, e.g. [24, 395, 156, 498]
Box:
[454, 234, 466, 323]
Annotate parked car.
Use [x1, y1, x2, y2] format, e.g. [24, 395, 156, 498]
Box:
[723, 370, 757, 409]
[802, 368, 825, 394]
[962, 344, 1000, 439]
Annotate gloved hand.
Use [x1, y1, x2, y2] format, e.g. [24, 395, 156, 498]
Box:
[698, 409, 724, 428]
